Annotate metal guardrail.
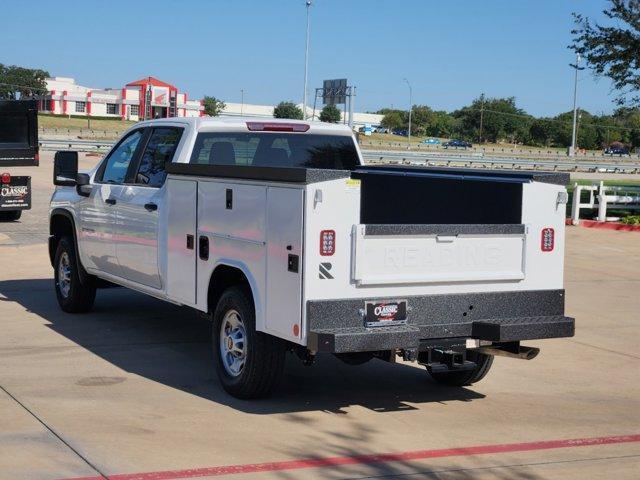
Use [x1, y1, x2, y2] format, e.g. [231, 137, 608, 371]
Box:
[361, 150, 640, 174]
[39, 139, 640, 174]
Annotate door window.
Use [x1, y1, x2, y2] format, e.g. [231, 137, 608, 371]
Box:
[100, 130, 144, 184]
[135, 127, 183, 187]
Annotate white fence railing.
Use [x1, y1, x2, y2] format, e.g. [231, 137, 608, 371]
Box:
[571, 182, 640, 224]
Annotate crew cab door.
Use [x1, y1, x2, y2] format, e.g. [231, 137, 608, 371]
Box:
[113, 127, 183, 289]
[78, 129, 145, 276]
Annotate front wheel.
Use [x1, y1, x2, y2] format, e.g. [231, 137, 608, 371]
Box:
[212, 286, 286, 399]
[428, 351, 493, 387]
[54, 237, 96, 313]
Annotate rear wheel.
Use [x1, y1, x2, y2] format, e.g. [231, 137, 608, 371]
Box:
[54, 237, 96, 313]
[212, 286, 286, 399]
[428, 351, 494, 387]
[0, 210, 21, 221]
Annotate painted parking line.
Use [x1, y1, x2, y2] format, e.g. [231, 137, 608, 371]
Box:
[61, 433, 640, 480]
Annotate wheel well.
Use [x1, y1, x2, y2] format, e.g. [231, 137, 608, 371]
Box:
[208, 265, 252, 314]
[49, 213, 75, 266]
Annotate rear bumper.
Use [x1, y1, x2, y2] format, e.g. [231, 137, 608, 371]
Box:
[306, 289, 574, 353]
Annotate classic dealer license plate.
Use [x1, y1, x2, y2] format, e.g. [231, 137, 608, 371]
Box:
[364, 300, 408, 327]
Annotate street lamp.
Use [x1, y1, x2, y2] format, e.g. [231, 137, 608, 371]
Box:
[403, 78, 412, 148]
[569, 53, 584, 156]
[240, 89, 244, 115]
[302, 1, 312, 120]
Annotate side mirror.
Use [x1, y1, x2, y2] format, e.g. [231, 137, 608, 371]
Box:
[53, 151, 79, 186]
[76, 173, 92, 197]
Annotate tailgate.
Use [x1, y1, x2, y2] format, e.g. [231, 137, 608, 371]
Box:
[352, 224, 525, 285]
[0, 176, 31, 210]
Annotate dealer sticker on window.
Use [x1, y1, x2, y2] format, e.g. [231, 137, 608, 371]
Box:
[364, 300, 408, 327]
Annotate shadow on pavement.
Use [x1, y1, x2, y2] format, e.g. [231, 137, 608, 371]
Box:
[0, 278, 486, 415]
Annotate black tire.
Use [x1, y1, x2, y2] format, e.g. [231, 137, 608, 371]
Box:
[0, 210, 21, 221]
[212, 286, 286, 399]
[54, 236, 96, 313]
[428, 351, 494, 387]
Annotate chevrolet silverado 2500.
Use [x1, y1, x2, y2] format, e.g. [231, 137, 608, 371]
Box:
[49, 117, 574, 399]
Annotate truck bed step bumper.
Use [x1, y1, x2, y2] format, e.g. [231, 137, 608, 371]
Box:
[308, 325, 421, 353]
[307, 315, 574, 354]
[472, 316, 574, 342]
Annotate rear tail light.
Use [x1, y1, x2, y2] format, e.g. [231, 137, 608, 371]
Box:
[246, 122, 310, 132]
[1, 173, 10, 184]
[34, 152, 40, 165]
[541, 227, 555, 252]
[320, 230, 335, 256]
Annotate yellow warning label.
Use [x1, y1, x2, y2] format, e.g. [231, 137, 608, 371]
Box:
[346, 179, 361, 187]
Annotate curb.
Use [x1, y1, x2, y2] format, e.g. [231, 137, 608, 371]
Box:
[566, 218, 640, 232]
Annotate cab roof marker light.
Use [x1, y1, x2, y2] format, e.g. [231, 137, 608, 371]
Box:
[246, 122, 310, 132]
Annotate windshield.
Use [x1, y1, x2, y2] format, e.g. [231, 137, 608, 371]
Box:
[190, 132, 360, 170]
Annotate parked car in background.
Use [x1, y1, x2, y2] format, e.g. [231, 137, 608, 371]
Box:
[604, 145, 630, 156]
[375, 127, 389, 134]
[422, 138, 441, 145]
[443, 139, 472, 149]
[392, 129, 408, 137]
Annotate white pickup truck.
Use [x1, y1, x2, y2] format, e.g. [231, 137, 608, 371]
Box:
[49, 117, 574, 399]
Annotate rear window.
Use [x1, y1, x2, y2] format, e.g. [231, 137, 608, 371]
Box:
[0, 115, 29, 146]
[189, 132, 359, 170]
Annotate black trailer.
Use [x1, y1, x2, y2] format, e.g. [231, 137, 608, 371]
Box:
[0, 100, 38, 221]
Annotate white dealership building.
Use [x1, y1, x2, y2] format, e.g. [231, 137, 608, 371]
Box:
[43, 76, 203, 120]
[42, 76, 383, 127]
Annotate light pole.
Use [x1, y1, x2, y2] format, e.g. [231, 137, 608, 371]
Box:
[302, 1, 312, 120]
[240, 89, 244, 115]
[403, 78, 412, 148]
[569, 53, 584, 156]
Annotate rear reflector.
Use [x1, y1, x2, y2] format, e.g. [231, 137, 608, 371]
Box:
[1, 173, 10, 184]
[320, 230, 336, 256]
[246, 122, 310, 132]
[541, 227, 555, 252]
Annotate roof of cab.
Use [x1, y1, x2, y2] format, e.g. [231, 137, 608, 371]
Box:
[135, 116, 355, 135]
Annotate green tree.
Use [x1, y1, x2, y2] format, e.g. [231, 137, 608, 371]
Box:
[570, 0, 640, 106]
[453, 96, 531, 143]
[380, 110, 404, 131]
[529, 119, 555, 146]
[202, 96, 226, 116]
[0, 64, 49, 99]
[319, 104, 341, 123]
[273, 101, 303, 120]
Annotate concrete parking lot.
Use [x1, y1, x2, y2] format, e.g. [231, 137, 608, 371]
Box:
[0, 153, 639, 479]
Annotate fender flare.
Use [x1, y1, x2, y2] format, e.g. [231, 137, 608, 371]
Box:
[49, 208, 90, 284]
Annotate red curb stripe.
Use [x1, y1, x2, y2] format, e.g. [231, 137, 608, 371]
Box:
[566, 217, 640, 231]
[62, 433, 640, 480]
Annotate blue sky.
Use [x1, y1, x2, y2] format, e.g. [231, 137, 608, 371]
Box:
[1, 0, 618, 117]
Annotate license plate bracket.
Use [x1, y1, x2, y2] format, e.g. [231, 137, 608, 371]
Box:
[364, 299, 408, 327]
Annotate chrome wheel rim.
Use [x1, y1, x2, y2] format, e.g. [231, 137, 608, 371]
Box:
[57, 252, 72, 298]
[219, 309, 247, 377]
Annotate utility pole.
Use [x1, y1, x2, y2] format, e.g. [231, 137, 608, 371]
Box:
[569, 53, 584, 156]
[404, 78, 412, 148]
[302, 1, 312, 120]
[479, 93, 485, 143]
[240, 89, 244, 115]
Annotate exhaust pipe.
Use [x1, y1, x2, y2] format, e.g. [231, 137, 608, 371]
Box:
[475, 345, 540, 360]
